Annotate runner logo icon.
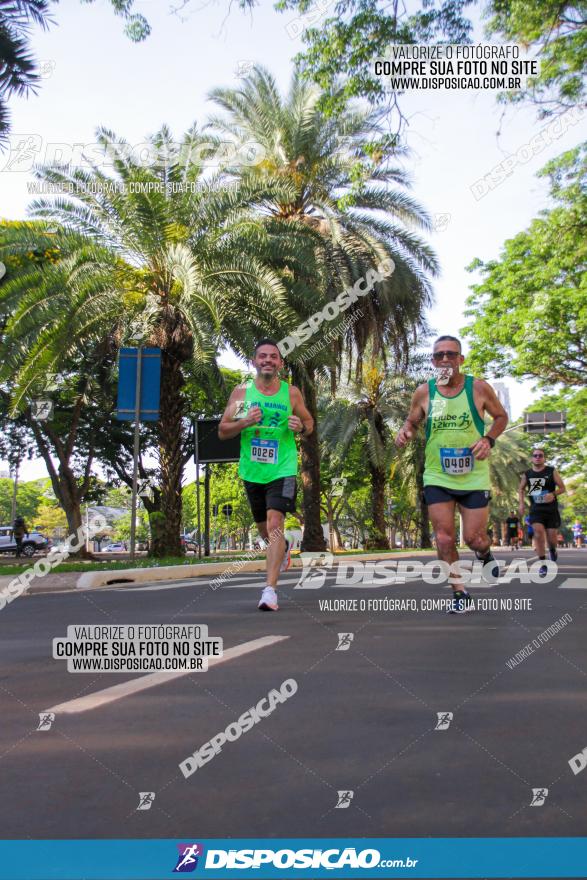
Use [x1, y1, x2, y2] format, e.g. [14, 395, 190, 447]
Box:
[173, 843, 204, 872]
[530, 788, 548, 806]
[435, 712, 453, 731]
[336, 633, 354, 651]
[296, 552, 334, 588]
[37, 712, 55, 731]
[335, 790, 354, 809]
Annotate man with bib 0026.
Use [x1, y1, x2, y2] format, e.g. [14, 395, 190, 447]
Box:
[219, 338, 314, 611]
[396, 336, 508, 613]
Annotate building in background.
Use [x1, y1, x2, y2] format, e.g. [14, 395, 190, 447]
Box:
[493, 382, 512, 420]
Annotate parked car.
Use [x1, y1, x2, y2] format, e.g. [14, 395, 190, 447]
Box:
[0, 526, 51, 557]
[180, 535, 198, 552]
[102, 542, 126, 553]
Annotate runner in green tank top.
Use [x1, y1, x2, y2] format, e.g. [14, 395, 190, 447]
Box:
[396, 336, 508, 613]
[219, 338, 314, 611]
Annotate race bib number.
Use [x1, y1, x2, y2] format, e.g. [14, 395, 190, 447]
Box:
[250, 438, 278, 464]
[531, 491, 548, 504]
[440, 447, 474, 476]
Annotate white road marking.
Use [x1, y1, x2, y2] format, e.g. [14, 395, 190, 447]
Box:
[559, 578, 587, 589]
[46, 635, 289, 714]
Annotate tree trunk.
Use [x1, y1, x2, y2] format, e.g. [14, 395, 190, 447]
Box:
[291, 364, 326, 552]
[366, 465, 390, 549]
[154, 349, 184, 557]
[57, 467, 90, 559]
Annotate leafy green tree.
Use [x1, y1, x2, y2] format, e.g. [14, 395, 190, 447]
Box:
[34, 497, 68, 534]
[112, 510, 149, 543]
[486, 0, 587, 116]
[268, 0, 586, 121]
[463, 144, 587, 388]
[0, 476, 44, 523]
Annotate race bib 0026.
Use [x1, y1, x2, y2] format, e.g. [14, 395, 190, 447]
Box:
[250, 438, 278, 464]
[440, 447, 474, 476]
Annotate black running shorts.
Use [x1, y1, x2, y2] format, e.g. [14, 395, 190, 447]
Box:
[529, 509, 561, 530]
[243, 476, 297, 523]
[424, 485, 491, 509]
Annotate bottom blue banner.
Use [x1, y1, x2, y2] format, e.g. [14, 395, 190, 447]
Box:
[0, 838, 586, 879]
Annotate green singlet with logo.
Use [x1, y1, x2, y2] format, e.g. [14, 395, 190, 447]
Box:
[424, 374, 489, 490]
[238, 380, 298, 484]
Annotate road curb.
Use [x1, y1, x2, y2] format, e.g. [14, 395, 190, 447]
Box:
[76, 551, 439, 590]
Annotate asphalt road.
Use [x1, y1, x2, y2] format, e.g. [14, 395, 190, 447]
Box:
[1, 549, 586, 848]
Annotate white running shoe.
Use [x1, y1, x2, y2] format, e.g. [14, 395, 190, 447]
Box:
[258, 586, 279, 611]
[280, 538, 291, 572]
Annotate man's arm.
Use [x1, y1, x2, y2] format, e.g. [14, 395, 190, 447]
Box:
[289, 386, 314, 436]
[518, 473, 528, 519]
[395, 384, 427, 448]
[218, 387, 262, 440]
[470, 379, 508, 460]
[545, 469, 567, 504]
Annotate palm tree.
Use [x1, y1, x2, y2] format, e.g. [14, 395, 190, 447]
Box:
[0, 125, 296, 555]
[208, 66, 439, 549]
[320, 359, 411, 548]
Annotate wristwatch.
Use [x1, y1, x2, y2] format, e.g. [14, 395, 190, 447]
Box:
[484, 436, 495, 448]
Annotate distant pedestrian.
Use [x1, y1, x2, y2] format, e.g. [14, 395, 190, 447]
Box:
[11, 516, 28, 558]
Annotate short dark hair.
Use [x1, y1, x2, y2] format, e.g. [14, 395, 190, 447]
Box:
[253, 338, 281, 356]
[434, 335, 462, 353]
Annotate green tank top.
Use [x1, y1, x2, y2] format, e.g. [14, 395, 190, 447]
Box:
[238, 380, 298, 484]
[424, 374, 489, 490]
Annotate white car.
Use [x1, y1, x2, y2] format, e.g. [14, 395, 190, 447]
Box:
[0, 526, 51, 557]
[102, 542, 126, 553]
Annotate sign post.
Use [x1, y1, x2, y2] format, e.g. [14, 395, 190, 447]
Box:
[117, 347, 161, 559]
[129, 346, 143, 561]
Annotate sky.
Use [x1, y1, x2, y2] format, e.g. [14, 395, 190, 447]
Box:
[1, 0, 586, 482]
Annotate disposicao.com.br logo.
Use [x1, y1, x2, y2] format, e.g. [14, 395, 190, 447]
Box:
[294, 553, 557, 587]
[199, 846, 417, 870]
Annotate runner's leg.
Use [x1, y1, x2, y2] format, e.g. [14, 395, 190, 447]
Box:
[427, 500, 461, 590]
[461, 506, 491, 557]
[532, 522, 546, 557]
[266, 508, 285, 589]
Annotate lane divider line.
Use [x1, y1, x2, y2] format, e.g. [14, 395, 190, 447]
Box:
[46, 635, 289, 714]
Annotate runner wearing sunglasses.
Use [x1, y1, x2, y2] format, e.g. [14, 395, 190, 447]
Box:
[396, 335, 508, 613]
[519, 449, 566, 578]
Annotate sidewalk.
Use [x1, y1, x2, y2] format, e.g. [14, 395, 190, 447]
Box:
[0, 571, 81, 596]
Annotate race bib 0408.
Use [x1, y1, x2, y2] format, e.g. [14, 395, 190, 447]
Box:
[440, 447, 474, 476]
[250, 438, 278, 464]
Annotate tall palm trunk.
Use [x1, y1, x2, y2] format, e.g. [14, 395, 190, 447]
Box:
[154, 348, 185, 557]
[367, 464, 390, 549]
[291, 364, 326, 551]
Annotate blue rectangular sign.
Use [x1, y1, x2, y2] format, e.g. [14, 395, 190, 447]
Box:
[116, 347, 161, 422]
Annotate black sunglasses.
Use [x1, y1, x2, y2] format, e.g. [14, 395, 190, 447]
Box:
[432, 351, 460, 361]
